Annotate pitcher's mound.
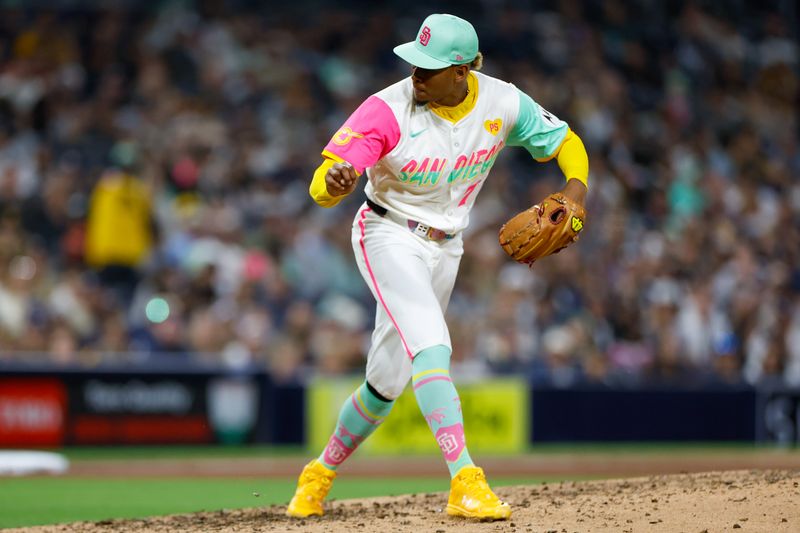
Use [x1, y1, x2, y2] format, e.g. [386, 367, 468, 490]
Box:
[15, 469, 800, 532]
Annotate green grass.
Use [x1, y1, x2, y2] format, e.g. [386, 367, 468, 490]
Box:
[0, 476, 540, 529]
[524, 442, 768, 453]
[58, 445, 306, 461]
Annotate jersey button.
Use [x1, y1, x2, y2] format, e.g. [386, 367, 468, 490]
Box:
[447, 210, 454, 215]
[454, 142, 460, 147]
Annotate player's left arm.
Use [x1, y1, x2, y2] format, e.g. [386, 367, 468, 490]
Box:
[544, 129, 588, 205]
[507, 89, 588, 205]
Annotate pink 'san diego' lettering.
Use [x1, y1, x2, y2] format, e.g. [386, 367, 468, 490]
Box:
[396, 141, 505, 187]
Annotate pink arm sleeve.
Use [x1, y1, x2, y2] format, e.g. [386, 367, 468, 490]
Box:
[323, 96, 400, 174]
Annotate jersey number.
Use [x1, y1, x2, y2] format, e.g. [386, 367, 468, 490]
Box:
[458, 180, 482, 207]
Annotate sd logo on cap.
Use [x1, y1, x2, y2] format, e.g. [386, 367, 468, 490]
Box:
[393, 14, 479, 69]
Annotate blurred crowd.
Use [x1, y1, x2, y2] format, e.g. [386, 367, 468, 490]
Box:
[0, 1, 798, 387]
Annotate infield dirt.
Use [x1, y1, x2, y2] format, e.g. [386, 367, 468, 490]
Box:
[12, 469, 800, 533]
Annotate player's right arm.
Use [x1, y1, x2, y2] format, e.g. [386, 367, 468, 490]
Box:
[309, 95, 400, 208]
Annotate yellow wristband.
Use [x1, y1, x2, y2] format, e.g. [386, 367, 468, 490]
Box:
[309, 158, 343, 207]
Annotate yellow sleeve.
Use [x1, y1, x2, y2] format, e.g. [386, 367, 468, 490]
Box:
[535, 129, 589, 188]
[309, 158, 342, 207]
[309, 153, 363, 207]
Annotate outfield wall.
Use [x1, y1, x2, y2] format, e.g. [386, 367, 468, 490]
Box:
[1, 365, 798, 447]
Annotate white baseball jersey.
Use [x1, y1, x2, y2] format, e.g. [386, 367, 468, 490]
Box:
[323, 71, 569, 399]
[323, 71, 568, 234]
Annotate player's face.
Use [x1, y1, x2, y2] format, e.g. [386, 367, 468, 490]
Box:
[411, 65, 461, 105]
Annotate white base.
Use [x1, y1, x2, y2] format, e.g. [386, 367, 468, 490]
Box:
[0, 451, 70, 476]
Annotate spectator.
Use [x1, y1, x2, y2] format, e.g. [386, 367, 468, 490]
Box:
[84, 165, 154, 301]
[0, 2, 795, 390]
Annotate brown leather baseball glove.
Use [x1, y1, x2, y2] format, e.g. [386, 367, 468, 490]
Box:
[498, 192, 586, 265]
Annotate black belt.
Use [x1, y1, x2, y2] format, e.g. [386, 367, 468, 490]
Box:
[364, 197, 454, 241]
[366, 197, 387, 217]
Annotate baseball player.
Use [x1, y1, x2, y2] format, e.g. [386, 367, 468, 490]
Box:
[287, 13, 588, 520]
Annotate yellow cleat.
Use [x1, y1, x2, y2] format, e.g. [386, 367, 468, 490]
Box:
[447, 466, 512, 520]
[286, 460, 337, 517]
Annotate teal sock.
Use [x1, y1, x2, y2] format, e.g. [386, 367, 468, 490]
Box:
[318, 382, 394, 470]
[412, 345, 474, 477]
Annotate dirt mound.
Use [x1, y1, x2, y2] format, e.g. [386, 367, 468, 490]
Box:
[13, 470, 799, 532]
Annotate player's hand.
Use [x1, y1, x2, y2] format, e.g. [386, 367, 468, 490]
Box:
[325, 162, 359, 197]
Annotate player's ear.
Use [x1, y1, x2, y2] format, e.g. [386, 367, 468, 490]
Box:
[453, 65, 469, 82]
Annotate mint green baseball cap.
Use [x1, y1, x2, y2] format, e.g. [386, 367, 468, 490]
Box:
[393, 14, 479, 70]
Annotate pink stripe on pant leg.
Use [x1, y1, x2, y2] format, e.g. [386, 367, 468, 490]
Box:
[358, 207, 414, 360]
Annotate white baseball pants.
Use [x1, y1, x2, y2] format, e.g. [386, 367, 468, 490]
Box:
[350, 202, 464, 399]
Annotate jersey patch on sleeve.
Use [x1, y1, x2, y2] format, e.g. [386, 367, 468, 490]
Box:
[539, 106, 563, 128]
[323, 95, 400, 174]
[331, 127, 365, 146]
